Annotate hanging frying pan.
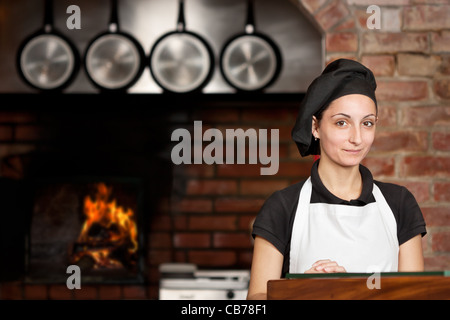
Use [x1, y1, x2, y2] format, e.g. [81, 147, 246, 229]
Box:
[17, 0, 79, 91]
[149, 0, 214, 93]
[84, 0, 145, 91]
[220, 0, 282, 92]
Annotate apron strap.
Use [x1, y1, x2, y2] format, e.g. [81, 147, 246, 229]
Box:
[289, 177, 312, 272]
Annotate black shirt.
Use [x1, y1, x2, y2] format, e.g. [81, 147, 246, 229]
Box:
[252, 160, 427, 276]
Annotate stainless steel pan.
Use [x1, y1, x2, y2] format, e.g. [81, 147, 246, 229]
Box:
[17, 0, 79, 91]
[220, 0, 282, 92]
[84, 0, 145, 91]
[149, 0, 214, 94]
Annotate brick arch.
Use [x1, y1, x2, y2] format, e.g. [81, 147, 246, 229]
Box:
[296, 0, 359, 62]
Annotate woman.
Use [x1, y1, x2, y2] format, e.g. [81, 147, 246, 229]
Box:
[247, 59, 427, 300]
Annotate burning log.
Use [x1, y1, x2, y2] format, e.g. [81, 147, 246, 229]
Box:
[69, 183, 138, 271]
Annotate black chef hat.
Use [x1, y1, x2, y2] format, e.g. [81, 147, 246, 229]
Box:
[291, 58, 377, 157]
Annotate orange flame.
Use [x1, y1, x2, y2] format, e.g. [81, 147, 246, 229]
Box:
[74, 183, 138, 269]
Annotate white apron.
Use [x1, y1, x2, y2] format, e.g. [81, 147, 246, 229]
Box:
[289, 177, 399, 273]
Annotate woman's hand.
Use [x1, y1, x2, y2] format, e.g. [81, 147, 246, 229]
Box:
[305, 259, 347, 273]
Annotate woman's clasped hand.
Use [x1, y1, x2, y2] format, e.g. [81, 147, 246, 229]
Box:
[304, 259, 347, 273]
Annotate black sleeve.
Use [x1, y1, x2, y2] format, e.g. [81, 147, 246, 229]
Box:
[397, 186, 427, 245]
[377, 181, 427, 245]
[252, 182, 303, 256]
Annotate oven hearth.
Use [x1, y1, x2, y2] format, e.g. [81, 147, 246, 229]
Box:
[28, 178, 145, 284]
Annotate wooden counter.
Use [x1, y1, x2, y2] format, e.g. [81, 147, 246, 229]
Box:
[267, 272, 450, 300]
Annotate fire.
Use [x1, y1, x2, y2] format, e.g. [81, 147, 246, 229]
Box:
[71, 183, 138, 270]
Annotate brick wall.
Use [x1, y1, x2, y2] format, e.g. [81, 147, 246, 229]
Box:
[1, 0, 449, 300]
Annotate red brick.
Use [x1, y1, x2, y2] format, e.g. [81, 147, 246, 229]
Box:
[213, 233, 253, 249]
[404, 5, 450, 31]
[422, 235, 429, 254]
[326, 33, 358, 52]
[23, 284, 46, 300]
[422, 206, 450, 227]
[239, 215, 257, 231]
[170, 199, 213, 214]
[180, 164, 214, 177]
[173, 233, 211, 248]
[174, 250, 187, 263]
[376, 81, 428, 101]
[147, 249, 172, 266]
[0, 125, 13, 141]
[314, 0, 350, 31]
[401, 156, 450, 177]
[73, 285, 98, 300]
[148, 285, 159, 300]
[401, 106, 450, 127]
[186, 179, 237, 196]
[424, 255, 450, 271]
[383, 180, 430, 203]
[334, 17, 356, 32]
[192, 109, 239, 123]
[442, 56, 450, 75]
[362, 157, 395, 177]
[277, 143, 289, 159]
[351, 8, 369, 30]
[241, 108, 294, 123]
[376, 104, 397, 127]
[238, 251, 254, 269]
[434, 78, 450, 100]
[150, 214, 172, 231]
[432, 131, 450, 151]
[14, 125, 48, 141]
[148, 266, 162, 283]
[431, 231, 450, 252]
[434, 182, 450, 202]
[300, 0, 328, 14]
[173, 215, 188, 230]
[188, 215, 236, 231]
[188, 250, 237, 267]
[214, 198, 265, 213]
[217, 164, 263, 177]
[148, 232, 172, 248]
[277, 125, 296, 141]
[122, 285, 148, 300]
[361, 55, 395, 77]
[49, 285, 73, 300]
[431, 31, 450, 52]
[1, 284, 19, 300]
[371, 131, 428, 153]
[240, 179, 289, 196]
[400, 181, 431, 204]
[275, 161, 313, 177]
[0, 112, 37, 123]
[362, 32, 428, 54]
[347, 0, 409, 4]
[99, 285, 122, 300]
[397, 53, 442, 77]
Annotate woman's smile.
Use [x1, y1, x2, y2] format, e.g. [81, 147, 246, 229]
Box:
[343, 149, 362, 154]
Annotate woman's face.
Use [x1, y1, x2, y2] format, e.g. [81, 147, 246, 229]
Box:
[313, 94, 377, 168]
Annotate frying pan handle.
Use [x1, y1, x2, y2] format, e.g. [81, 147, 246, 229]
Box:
[176, 0, 186, 32]
[245, 0, 255, 34]
[109, 0, 120, 32]
[43, 0, 53, 31]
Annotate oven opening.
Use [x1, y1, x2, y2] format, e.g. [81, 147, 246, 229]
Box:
[27, 178, 144, 284]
